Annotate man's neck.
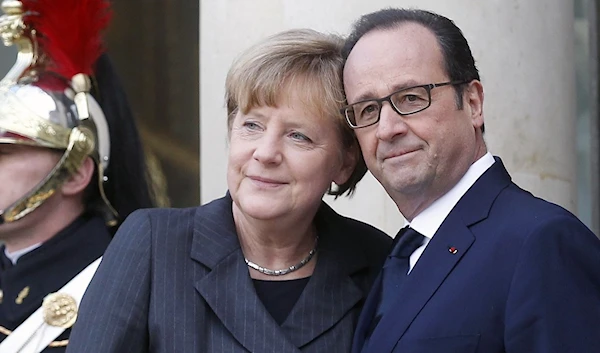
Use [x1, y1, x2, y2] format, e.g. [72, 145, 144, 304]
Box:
[398, 144, 489, 221]
[0, 201, 85, 253]
[406, 152, 495, 237]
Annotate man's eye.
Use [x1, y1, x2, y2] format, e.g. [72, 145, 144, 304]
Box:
[360, 104, 379, 117]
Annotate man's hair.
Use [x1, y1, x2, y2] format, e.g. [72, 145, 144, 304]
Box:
[225, 29, 367, 196]
[342, 8, 481, 116]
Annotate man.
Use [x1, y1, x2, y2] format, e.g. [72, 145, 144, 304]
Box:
[0, 0, 155, 351]
[341, 8, 600, 353]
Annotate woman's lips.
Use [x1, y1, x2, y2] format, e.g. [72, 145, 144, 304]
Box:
[247, 175, 286, 187]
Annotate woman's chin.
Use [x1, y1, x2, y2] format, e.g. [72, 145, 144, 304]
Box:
[234, 196, 290, 221]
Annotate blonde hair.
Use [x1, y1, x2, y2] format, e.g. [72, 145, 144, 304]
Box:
[225, 28, 366, 196]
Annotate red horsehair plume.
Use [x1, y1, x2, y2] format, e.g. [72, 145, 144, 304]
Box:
[21, 0, 112, 78]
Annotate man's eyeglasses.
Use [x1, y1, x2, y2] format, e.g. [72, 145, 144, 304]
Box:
[341, 81, 469, 129]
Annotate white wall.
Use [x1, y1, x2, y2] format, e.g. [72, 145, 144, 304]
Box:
[200, 0, 576, 236]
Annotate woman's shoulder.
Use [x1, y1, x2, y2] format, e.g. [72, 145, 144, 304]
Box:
[126, 194, 231, 225]
[117, 195, 233, 241]
[124, 206, 198, 228]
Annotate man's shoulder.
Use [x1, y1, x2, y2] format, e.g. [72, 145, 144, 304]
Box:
[498, 182, 580, 221]
[478, 158, 581, 223]
[479, 181, 596, 244]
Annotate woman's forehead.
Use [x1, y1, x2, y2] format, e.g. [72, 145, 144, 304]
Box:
[248, 78, 331, 114]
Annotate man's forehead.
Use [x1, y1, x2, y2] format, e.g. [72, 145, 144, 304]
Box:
[343, 24, 445, 101]
[351, 24, 441, 64]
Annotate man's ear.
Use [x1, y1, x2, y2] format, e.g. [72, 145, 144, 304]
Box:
[61, 157, 95, 196]
[466, 80, 484, 130]
[333, 145, 358, 186]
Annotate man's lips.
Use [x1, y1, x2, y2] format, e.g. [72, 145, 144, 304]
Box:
[381, 148, 420, 161]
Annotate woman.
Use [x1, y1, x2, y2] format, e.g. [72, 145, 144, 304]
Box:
[67, 29, 391, 353]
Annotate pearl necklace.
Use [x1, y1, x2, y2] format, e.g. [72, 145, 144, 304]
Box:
[244, 237, 318, 276]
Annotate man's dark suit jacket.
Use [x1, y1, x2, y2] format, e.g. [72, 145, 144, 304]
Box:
[353, 158, 600, 353]
[67, 194, 391, 352]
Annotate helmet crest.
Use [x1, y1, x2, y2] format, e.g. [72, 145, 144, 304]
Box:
[0, 0, 118, 224]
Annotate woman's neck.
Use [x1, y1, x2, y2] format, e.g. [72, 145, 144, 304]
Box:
[232, 204, 318, 280]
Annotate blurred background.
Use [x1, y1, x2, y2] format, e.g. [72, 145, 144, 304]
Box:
[0, 0, 597, 235]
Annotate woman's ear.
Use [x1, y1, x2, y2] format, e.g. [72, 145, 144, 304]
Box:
[61, 157, 95, 196]
[333, 144, 358, 186]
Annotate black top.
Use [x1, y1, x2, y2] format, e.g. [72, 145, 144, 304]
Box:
[253, 277, 311, 325]
[0, 214, 111, 352]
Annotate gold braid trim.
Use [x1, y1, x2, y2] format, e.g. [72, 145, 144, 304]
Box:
[0, 325, 69, 347]
[48, 339, 69, 347]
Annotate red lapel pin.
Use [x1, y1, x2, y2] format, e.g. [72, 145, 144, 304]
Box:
[448, 246, 458, 254]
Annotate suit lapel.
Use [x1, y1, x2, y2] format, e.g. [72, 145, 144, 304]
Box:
[281, 202, 369, 348]
[365, 157, 513, 353]
[366, 221, 475, 352]
[351, 271, 383, 352]
[191, 195, 300, 352]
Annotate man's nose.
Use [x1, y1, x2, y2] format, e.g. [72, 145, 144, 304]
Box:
[375, 102, 408, 141]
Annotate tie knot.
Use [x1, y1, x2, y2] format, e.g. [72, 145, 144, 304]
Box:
[389, 227, 424, 258]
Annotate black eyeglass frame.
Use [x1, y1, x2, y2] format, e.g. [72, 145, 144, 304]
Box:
[341, 80, 470, 129]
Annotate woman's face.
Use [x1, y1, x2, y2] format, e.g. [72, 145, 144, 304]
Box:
[227, 89, 354, 223]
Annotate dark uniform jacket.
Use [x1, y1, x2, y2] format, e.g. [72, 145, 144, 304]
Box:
[0, 214, 111, 352]
[67, 194, 392, 352]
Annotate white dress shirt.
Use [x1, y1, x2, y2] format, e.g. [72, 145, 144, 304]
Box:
[405, 152, 495, 272]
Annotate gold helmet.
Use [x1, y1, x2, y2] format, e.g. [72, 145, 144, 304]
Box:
[0, 0, 117, 225]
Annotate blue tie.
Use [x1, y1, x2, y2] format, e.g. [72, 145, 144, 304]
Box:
[362, 227, 425, 350]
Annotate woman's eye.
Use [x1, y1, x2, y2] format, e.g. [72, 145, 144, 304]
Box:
[289, 132, 311, 142]
[242, 121, 260, 130]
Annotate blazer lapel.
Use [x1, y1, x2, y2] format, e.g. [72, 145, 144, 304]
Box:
[281, 203, 369, 348]
[191, 196, 300, 353]
[352, 271, 383, 352]
[365, 157, 513, 353]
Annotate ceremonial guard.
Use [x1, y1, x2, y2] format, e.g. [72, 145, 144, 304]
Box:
[0, 0, 155, 351]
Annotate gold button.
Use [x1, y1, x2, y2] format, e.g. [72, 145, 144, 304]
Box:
[42, 293, 78, 328]
[15, 286, 29, 304]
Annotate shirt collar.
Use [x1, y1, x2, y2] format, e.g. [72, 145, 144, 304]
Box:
[409, 152, 495, 239]
[4, 242, 42, 265]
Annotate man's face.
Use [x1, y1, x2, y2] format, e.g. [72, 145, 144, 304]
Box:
[343, 23, 485, 217]
[0, 144, 61, 239]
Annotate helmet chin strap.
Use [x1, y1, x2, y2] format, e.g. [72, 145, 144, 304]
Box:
[0, 127, 94, 224]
